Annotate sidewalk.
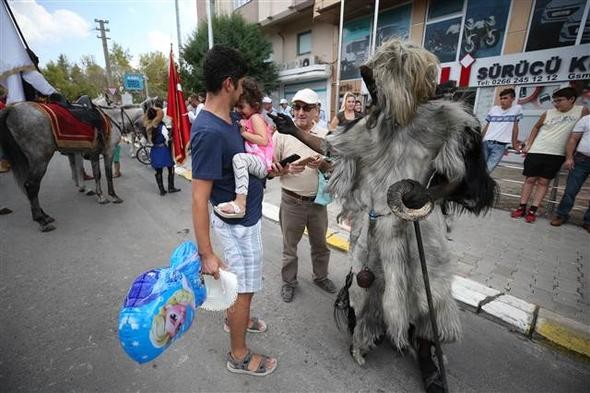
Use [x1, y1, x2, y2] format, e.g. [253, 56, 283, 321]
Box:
[174, 160, 590, 358]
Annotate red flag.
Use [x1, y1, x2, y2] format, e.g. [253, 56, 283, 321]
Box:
[166, 47, 191, 164]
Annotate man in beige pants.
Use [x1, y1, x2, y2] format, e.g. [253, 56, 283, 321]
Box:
[270, 88, 336, 302]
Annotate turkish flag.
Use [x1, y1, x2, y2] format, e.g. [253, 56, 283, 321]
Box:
[166, 48, 191, 164]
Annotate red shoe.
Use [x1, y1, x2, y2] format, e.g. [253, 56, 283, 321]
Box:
[525, 210, 536, 223]
[511, 207, 526, 218]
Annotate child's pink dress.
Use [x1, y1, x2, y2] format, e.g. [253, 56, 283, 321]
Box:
[242, 114, 274, 171]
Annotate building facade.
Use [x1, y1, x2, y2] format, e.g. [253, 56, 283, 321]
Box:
[197, 0, 589, 132]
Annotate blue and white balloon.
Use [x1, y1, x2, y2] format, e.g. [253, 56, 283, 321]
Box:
[118, 241, 206, 364]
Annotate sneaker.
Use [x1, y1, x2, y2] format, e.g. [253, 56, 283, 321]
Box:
[550, 216, 566, 226]
[511, 207, 526, 218]
[281, 284, 294, 302]
[525, 210, 536, 223]
[314, 278, 337, 293]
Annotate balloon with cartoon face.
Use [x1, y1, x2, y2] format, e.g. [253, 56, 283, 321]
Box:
[118, 241, 206, 364]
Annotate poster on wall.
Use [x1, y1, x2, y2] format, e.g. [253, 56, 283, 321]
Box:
[518, 80, 590, 110]
[424, 17, 462, 63]
[526, 0, 588, 52]
[459, 0, 511, 59]
[340, 5, 412, 81]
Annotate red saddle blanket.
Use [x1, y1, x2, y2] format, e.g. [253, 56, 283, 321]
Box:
[33, 102, 110, 151]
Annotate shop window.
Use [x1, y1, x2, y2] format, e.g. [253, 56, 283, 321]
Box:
[526, 0, 589, 51]
[297, 31, 312, 56]
[424, 17, 463, 63]
[428, 0, 464, 20]
[580, 9, 590, 44]
[376, 4, 412, 47]
[340, 4, 412, 81]
[424, 0, 511, 63]
[460, 0, 511, 59]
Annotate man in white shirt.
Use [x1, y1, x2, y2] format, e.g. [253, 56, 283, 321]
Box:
[270, 88, 336, 302]
[550, 114, 590, 232]
[481, 88, 523, 172]
[187, 93, 204, 124]
[278, 98, 292, 119]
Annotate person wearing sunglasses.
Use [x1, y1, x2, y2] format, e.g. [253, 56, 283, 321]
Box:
[269, 88, 336, 303]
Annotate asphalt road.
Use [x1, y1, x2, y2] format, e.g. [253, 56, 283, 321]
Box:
[1, 153, 589, 393]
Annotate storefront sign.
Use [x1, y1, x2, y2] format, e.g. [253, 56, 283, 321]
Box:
[470, 44, 590, 87]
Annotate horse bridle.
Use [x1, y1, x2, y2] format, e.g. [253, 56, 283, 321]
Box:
[96, 105, 139, 134]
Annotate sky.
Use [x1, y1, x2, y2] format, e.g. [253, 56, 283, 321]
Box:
[8, 0, 199, 68]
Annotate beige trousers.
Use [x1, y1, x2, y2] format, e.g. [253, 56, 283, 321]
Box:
[279, 189, 331, 285]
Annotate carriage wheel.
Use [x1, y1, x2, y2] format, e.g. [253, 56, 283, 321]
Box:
[136, 146, 151, 165]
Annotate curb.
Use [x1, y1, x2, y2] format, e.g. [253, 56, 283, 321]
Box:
[260, 202, 590, 359]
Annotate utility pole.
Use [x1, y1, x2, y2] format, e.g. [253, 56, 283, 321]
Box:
[95, 18, 113, 88]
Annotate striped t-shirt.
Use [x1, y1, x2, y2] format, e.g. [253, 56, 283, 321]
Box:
[483, 104, 523, 144]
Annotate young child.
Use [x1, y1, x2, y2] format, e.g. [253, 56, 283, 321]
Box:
[214, 77, 273, 218]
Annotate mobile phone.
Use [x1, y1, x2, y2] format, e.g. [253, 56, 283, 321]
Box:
[278, 154, 301, 167]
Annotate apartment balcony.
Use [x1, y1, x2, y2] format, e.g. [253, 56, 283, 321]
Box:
[258, 0, 314, 27]
[277, 55, 332, 83]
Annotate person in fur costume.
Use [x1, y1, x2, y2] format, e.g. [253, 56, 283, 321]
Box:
[269, 39, 497, 393]
[144, 103, 181, 196]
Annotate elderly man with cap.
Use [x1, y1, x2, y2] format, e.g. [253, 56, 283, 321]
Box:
[268, 88, 336, 302]
[278, 98, 293, 119]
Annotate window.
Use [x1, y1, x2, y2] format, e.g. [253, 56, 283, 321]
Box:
[297, 31, 312, 55]
[423, 0, 511, 63]
[232, 0, 250, 10]
[526, 0, 590, 51]
[428, 0, 464, 20]
[340, 3, 412, 81]
[460, 0, 511, 59]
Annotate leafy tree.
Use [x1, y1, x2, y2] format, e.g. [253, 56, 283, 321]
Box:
[108, 42, 134, 86]
[138, 51, 168, 99]
[81, 55, 108, 94]
[182, 13, 278, 95]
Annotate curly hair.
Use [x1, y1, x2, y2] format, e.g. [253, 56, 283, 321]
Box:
[239, 77, 264, 113]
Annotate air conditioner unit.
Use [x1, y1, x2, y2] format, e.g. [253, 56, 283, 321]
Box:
[299, 56, 316, 68]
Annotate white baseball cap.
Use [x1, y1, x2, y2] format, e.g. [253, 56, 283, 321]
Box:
[292, 88, 319, 105]
[279, 98, 288, 104]
[262, 96, 272, 104]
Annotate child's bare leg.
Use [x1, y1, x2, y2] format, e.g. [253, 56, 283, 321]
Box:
[217, 153, 267, 215]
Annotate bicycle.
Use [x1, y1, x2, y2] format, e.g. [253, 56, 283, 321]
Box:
[136, 142, 152, 165]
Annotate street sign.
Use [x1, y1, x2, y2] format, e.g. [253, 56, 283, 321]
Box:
[123, 73, 145, 91]
[108, 87, 117, 95]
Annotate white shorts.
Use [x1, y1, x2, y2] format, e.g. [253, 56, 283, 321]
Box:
[210, 213, 263, 293]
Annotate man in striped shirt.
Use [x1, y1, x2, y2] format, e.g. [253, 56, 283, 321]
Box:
[481, 88, 523, 172]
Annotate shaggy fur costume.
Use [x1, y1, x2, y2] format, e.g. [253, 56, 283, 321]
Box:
[328, 39, 496, 365]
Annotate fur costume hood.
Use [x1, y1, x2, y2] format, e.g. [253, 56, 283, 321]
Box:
[143, 108, 164, 130]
